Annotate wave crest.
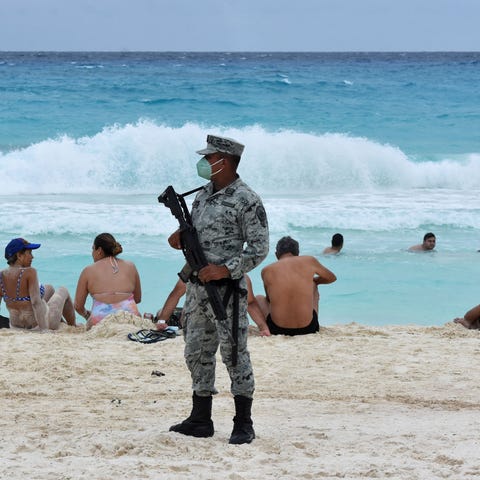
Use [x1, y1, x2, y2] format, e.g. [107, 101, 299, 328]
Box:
[1, 121, 479, 194]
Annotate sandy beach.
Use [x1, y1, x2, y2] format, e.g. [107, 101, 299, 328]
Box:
[1, 315, 480, 480]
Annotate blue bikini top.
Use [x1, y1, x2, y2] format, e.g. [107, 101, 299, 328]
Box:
[0, 269, 45, 302]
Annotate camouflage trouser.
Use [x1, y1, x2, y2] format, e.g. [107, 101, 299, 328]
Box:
[182, 279, 255, 398]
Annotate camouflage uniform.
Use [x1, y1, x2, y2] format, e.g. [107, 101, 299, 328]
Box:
[183, 177, 269, 398]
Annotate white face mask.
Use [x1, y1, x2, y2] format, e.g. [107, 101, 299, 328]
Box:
[196, 157, 224, 179]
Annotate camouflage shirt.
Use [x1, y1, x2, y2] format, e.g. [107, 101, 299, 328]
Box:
[191, 177, 269, 279]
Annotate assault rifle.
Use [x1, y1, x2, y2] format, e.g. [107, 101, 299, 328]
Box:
[158, 185, 229, 327]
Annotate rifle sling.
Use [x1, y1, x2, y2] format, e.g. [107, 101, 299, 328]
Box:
[181, 185, 204, 198]
[221, 278, 244, 367]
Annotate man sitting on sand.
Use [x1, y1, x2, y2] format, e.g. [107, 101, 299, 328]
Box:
[151, 274, 271, 336]
[256, 236, 336, 336]
[408, 232, 436, 252]
[323, 233, 344, 255]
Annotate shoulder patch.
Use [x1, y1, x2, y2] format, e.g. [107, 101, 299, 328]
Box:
[256, 205, 267, 227]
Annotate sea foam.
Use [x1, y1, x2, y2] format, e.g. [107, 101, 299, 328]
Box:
[1, 121, 480, 195]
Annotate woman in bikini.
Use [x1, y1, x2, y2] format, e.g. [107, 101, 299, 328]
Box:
[74, 233, 142, 329]
[0, 238, 76, 329]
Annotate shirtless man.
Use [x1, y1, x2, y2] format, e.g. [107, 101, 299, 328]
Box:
[256, 236, 336, 335]
[323, 233, 344, 255]
[408, 232, 436, 252]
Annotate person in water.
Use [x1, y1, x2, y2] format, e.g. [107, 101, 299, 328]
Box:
[323, 233, 344, 255]
[74, 233, 142, 329]
[408, 232, 436, 252]
[0, 238, 76, 330]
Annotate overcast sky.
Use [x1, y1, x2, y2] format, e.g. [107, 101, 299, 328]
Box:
[1, 0, 479, 52]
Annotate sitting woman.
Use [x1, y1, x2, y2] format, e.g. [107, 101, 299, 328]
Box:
[74, 233, 142, 329]
[1, 238, 76, 330]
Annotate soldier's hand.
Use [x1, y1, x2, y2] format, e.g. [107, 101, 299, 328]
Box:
[168, 230, 182, 250]
[198, 264, 230, 283]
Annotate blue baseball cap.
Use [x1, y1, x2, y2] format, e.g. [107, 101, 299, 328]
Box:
[5, 238, 41, 259]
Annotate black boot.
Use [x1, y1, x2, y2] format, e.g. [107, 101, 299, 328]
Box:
[229, 395, 255, 444]
[169, 393, 214, 438]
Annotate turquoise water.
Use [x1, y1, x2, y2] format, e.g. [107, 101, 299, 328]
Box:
[1, 52, 479, 325]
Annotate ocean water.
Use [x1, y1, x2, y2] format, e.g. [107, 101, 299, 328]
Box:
[1, 51, 479, 326]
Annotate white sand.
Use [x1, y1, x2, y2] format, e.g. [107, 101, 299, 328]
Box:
[1, 315, 480, 480]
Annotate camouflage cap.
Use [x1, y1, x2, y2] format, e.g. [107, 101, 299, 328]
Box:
[196, 135, 245, 157]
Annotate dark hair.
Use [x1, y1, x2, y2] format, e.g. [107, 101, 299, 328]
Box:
[6, 250, 25, 266]
[423, 232, 435, 241]
[275, 236, 299, 257]
[94, 233, 123, 257]
[332, 233, 344, 248]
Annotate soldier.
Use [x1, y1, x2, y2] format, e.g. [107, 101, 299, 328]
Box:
[167, 134, 269, 444]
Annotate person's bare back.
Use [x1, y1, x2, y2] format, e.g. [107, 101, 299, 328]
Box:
[257, 236, 336, 333]
[262, 256, 327, 328]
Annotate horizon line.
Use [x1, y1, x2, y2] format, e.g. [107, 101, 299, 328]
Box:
[1, 50, 480, 54]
